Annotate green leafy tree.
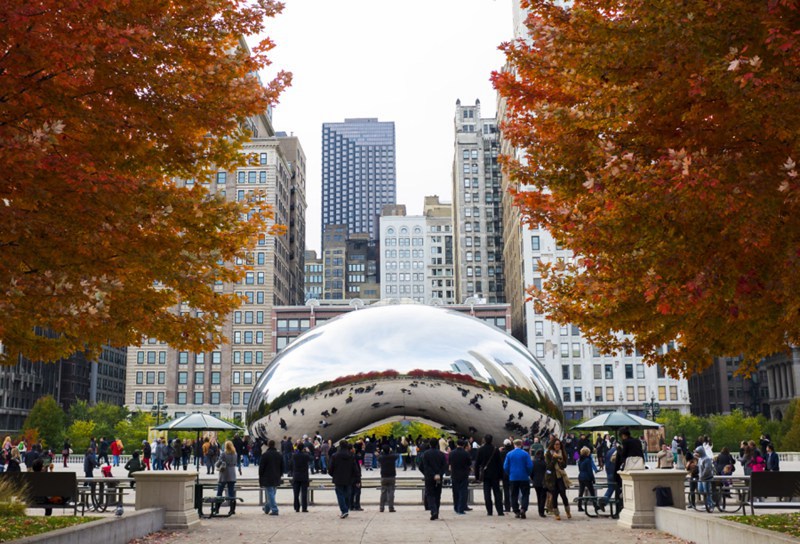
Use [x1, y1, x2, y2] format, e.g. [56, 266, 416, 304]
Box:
[22, 395, 65, 449]
[656, 411, 709, 446]
[780, 399, 800, 451]
[114, 411, 155, 454]
[88, 402, 129, 440]
[67, 420, 96, 451]
[708, 410, 762, 451]
[67, 400, 90, 427]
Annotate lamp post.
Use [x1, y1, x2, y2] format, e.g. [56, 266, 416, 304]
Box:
[151, 403, 169, 426]
[643, 394, 660, 420]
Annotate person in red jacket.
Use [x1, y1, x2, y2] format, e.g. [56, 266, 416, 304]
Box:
[110, 439, 124, 467]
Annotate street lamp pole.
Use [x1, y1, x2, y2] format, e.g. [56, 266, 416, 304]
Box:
[152, 404, 168, 426]
[643, 394, 660, 420]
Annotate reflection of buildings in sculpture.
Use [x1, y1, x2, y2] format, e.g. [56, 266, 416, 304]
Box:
[248, 303, 563, 443]
[450, 360, 481, 380]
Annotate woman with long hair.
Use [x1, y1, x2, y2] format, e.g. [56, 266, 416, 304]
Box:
[544, 437, 571, 520]
[214, 440, 239, 515]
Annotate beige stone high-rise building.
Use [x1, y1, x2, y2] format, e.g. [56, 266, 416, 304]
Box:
[451, 99, 505, 304]
[124, 111, 306, 422]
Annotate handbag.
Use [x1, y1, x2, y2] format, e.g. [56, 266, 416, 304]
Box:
[215, 458, 227, 471]
[654, 486, 674, 507]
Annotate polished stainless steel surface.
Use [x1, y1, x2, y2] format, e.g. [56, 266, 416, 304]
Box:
[247, 303, 563, 442]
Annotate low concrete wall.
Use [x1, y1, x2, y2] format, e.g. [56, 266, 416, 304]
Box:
[655, 505, 800, 544]
[10, 507, 165, 544]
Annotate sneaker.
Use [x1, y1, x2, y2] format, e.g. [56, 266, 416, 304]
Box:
[268, 511, 279, 516]
[389, 508, 396, 512]
[520, 512, 526, 519]
[340, 512, 348, 519]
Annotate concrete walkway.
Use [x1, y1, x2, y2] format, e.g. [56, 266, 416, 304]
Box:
[139, 505, 691, 544]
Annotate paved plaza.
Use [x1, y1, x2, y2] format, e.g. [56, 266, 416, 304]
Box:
[136, 505, 691, 544]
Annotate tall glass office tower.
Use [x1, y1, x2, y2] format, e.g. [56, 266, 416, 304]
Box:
[321, 118, 396, 242]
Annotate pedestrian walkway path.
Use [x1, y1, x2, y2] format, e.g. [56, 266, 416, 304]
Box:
[141, 505, 691, 544]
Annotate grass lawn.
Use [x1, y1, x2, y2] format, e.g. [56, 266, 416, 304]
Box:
[722, 513, 800, 538]
[0, 516, 99, 542]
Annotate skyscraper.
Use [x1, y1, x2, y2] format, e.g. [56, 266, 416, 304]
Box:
[321, 118, 396, 242]
[451, 99, 505, 304]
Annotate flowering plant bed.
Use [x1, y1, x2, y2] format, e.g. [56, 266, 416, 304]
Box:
[723, 513, 800, 539]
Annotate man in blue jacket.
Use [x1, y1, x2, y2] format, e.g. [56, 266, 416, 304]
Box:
[503, 439, 533, 519]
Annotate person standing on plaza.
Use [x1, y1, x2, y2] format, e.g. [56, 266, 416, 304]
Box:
[232, 433, 245, 476]
[378, 445, 398, 512]
[420, 438, 447, 520]
[259, 439, 284, 515]
[329, 440, 358, 519]
[765, 444, 780, 472]
[531, 449, 547, 518]
[544, 437, 570, 520]
[98, 437, 110, 466]
[109, 437, 122, 467]
[656, 444, 674, 469]
[503, 438, 533, 519]
[214, 441, 238, 515]
[62, 438, 71, 468]
[475, 434, 505, 516]
[448, 439, 472, 515]
[289, 441, 312, 513]
[500, 438, 513, 512]
[616, 427, 645, 472]
[142, 440, 151, 470]
[577, 446, 597, 511]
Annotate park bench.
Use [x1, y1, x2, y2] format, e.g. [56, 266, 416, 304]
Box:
[573, 482, 622, 519]
[199, 495, 244, 518]
[0, 472, 79, 515]
[749, 471, 800, 515]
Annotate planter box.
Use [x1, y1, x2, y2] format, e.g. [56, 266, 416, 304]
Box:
[655, 505, 800, 544]
[9, 507, 164, 544]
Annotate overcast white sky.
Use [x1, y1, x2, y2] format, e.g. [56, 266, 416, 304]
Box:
[255, 0, 514, 253]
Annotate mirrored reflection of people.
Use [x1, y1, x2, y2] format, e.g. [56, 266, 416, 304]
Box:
[420, 438, 447, 521]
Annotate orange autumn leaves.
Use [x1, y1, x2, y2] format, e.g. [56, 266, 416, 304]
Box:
[0, 1, 291, 364]
[493, 0, 800, 376]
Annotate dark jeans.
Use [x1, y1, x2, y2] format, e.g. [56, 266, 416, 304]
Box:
[350, 484, 361, 509]
[483, 477, 504, 515]
[335, 484, 351, 514]
[380, 477, 396, 509]
[510, 480, 530, 513]
[502, 475, 511, 511]
[578, 480, 596, 508]
[452, 477, 468, 513]
[292, 480, 308, 511]
[534, 485, 547, 516]
[424, 478, 442, 516]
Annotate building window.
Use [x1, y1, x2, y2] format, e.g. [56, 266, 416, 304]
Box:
[638, 386, 646, 400]
[211, 372, 221, 385]
[605, 386, 615, 402]
[177, 392, 187, 405]
[212, 351, 221, 364]
[210, 392, 220, 405]
[670, 386, 678, 401]
[145, 392, 154, 405]
[178, 352, 188, 364]
[574, 386, 583, 402]
[573, 365, 582, 380]
[625, 364, 634, 379]
[636, 364, 645, 379]
[178, 372, 187, 385]
[158, 372, 165, 385]
[531, 236, 540, 251]
[572, 343, 581, 357]
[563, 388, 571, 403]
[194, 372, 204, 385]
[627, 386, 635, 401]
[135, 371, 143, 385]
[658, 385, 667, 401]
[146, 371, 155, 385]
[594, 387, 603, 402]
[562, 365, 570, 380]
[194, 392, 203, 405]
[535, 343, 545, 358]
[534, 322, 544, 337]
[560, 343, 569, 357]
[594, 365, 602, 380]
[604, 364, 613, 379]
[135, 392, 142, 405]
[232, 392, 240, 405]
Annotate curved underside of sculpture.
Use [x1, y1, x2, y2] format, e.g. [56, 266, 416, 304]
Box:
[247, 303, 564, 443]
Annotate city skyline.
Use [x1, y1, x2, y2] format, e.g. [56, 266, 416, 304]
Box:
[257, 0, 512, 252]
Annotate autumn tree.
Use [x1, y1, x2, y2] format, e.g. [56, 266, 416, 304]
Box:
[494, 1, 800, 376]
[0, 1, 291, 364]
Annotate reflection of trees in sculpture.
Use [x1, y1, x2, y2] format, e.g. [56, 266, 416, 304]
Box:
[248, 368, 562, 426]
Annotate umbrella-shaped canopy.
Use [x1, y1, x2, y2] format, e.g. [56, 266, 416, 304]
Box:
[153, 412, 242, 432]
[571, 410, 660, 431]
[153, 413, 243, 476]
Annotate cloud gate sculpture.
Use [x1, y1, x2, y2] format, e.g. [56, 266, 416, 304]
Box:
[247, 303, 563, 443]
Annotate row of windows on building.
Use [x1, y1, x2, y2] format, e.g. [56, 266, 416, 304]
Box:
[136, 351, 269, 365]
[133, 391, 252, 407]
[562, 385, 680, 404]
